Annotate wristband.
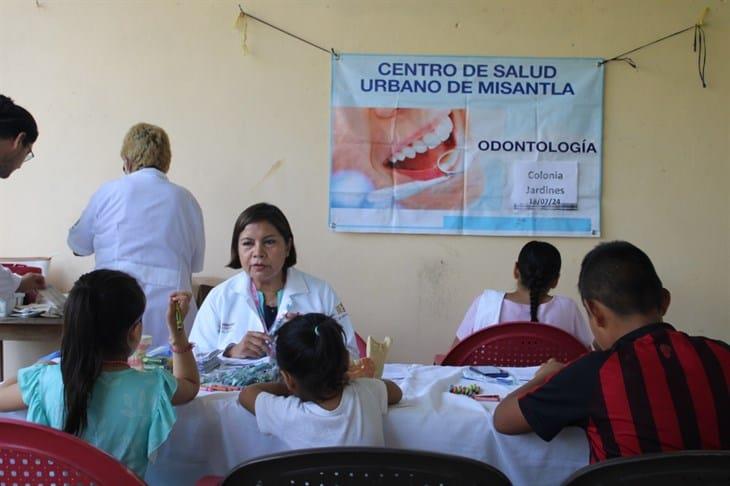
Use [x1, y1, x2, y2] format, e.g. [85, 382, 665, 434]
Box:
[171, 342, 195, 354]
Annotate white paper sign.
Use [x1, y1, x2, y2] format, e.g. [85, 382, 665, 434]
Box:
[511, 161, 578, 210]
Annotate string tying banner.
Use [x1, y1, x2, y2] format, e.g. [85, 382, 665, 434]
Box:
[599, 7, 709, 88]
[237, 4, 339, 59]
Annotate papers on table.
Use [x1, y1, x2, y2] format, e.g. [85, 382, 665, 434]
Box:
[509, 366, 540, 383]
[195, 349, 272, 374]
[218, 355, 270, 367]
[10, 303, 56, 318]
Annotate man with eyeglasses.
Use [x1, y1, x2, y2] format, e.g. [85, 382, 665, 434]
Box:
[0, 95, 45, 301]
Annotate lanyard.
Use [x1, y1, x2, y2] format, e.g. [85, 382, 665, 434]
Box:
[249, 279, 283, 331]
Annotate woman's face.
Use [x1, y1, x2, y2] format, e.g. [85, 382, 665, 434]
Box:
[238, 221, 291, 287]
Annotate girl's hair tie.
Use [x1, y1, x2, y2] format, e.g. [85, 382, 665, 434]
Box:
[313, 325, 320, 336]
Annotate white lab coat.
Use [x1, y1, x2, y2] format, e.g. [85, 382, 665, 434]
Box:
[189, 267, 360, 359]
[67, 168, 205, 347]
[0, 266, 21, 303]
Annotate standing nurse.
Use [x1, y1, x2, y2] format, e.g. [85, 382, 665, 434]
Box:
[0, 95, 46, 300]
[68, 123, 205, 346]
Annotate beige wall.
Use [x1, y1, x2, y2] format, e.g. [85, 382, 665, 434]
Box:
[1, 0, 728, 368]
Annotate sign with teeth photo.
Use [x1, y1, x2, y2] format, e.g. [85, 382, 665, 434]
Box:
[329, 54, 603, 237]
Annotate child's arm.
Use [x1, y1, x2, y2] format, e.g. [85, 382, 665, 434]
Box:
[383, 379, 402, 405]
[0, 377, 25, 412]
[493, 359, 564, 434]
[167, 292, 200, 405]
[238, 382, 290, 414]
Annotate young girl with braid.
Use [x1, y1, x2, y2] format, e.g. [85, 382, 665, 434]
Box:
[453, 241, 592, 348]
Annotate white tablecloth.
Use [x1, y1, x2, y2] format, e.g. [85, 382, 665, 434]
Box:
[144, 364, 588, 485]
[2, 364, 588, 485]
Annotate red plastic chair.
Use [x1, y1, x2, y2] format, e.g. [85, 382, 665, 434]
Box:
[439, 321, 589, 366]
[0, 418, 145, 486]
[355, 332, 367, 358]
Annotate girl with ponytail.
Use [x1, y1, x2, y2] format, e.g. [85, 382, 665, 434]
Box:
[239, 313, 401, 448]
[453, 241, 592, 348]
[0, 269, 200, 477]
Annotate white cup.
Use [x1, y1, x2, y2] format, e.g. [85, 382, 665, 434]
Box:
[14, 292, 25, 307]
[0, 297, 10, 317]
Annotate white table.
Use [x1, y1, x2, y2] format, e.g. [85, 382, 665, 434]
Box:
[144, 364, 589, 485]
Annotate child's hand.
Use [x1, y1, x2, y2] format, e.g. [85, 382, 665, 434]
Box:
[347, 357, 375, 380]
[534, 358, 565, 382]
[17, 273, 46, 293]
[167, 292, 192, 335]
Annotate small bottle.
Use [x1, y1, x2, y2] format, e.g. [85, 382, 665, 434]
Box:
[14, 292, 25, 307]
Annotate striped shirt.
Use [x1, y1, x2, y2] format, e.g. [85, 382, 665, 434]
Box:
[518, 323, 729, 462]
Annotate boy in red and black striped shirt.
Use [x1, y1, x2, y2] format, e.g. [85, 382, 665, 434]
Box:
[494, 241, 729, 462]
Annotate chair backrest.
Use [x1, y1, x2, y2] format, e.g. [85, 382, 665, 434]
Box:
[196, 283, 214, 308]
[355, 332, 367, 358]
[221, 447, 510, 485]
[442, 322, 588, 366]
[0, 418, 145, 486]
[563, 450, 730, 486]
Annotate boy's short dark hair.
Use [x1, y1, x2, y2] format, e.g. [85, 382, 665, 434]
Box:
[578, 241, 664, 316]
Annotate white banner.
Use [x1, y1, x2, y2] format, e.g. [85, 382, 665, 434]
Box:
[329, 54, 604, 237]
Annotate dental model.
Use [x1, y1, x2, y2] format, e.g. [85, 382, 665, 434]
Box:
[366, 336, 392, 378]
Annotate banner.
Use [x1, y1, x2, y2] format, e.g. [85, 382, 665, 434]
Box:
[329, 54, 604, 237]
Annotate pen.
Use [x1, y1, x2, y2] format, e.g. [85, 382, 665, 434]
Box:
[474, 394, 501, 402]
[175, 301, 183, 331]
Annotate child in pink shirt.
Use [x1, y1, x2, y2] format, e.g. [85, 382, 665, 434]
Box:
[454, 241, 592, 348]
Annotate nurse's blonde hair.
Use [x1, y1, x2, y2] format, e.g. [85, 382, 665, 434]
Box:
[120, 123, 171, 173]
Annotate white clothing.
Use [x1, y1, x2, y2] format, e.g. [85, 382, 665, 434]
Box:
[67, 168, 205, 346]
[189, 267, 360, 359]
[254, 378, 388, 448]
[456, 289, 593, 347]
[0, 266, 21, 303]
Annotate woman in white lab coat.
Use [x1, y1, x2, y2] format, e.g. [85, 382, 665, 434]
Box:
[189, 203, 359, 359]
[67, 123, 205, 346]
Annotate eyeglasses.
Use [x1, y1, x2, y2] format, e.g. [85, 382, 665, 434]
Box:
[23, 150, 34, 163]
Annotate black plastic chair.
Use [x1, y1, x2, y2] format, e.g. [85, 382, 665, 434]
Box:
[563, 450, 730, 486]
[204, 447, 511, 485]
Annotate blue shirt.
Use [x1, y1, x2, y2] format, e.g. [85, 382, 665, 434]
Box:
[18, 364, 177, 477]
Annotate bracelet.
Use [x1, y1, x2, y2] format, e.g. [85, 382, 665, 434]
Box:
[171, 342, 195, 354]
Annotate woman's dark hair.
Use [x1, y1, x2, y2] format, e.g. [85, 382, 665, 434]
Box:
[517, 241, 562, 322]
[227, 202, 297, 270]
[0, 95, 38, 145]
[578, 241, 664, 316]
[275, 313, 349, 402]
[61, 269, 146, 436]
